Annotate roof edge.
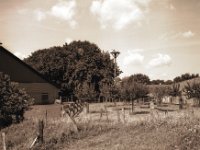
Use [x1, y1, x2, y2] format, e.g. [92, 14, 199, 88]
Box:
[0, 46, 60, 89]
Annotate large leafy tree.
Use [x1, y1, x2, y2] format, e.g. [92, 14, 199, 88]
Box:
[25, 41, 119, 101]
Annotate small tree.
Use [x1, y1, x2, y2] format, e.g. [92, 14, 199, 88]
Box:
[184, 82, 200, 107]
[0, 73, 33, 127]
[128, 83, 149, 112]
[169, 83, 182, 109]
[152, 86, 170, 105]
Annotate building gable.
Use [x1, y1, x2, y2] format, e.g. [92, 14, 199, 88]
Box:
[0, 46, 55, 85]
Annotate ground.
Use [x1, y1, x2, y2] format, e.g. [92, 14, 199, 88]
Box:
[1, 102, 200, 150]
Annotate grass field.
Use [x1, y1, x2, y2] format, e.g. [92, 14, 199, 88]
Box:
[1, 103, 200, 150]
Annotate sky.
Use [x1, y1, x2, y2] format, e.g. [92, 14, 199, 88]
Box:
[1, 0, 200, 80]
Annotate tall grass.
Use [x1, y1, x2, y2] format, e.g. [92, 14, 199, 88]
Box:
[1, 105, 200, 150]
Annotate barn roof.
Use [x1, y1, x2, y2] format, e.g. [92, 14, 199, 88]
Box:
[0, 46, 59, 89]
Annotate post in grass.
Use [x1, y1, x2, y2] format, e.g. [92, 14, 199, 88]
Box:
[2, 132, 6, 150]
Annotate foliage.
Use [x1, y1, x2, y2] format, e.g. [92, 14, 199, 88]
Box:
[151, 86, 170, 104]
[173, 73, 199, 83]
[184, 82, 200, 106]
[129, 73, 150, 84]
[75, 82, 97, 102]
[25, 41, 119, 101]
[150, 73, 199, 85]
[169, 83, 181, 97]
[165, 80, 173, 85]
[150, 79, 173, 85]
[150, 79, 165, 85]
[0, 73, 33, 127]
[120, 76, 149, 101]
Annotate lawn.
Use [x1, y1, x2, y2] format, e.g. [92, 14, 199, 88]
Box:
[1, 102, 200, 150]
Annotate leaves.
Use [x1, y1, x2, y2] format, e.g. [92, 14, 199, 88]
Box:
[169, 83, 181, 97]
[0, 73, 33, 126]
[174, 73, 199, 83]
[25, 41, 119, 101]
[184, 82, 200, 99]
[120, 76, 149, 101]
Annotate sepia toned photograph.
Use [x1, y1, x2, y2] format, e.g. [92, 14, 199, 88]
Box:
[0, 0, 200, 149]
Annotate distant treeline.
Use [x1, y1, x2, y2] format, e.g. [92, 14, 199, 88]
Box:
[173, 73, 199, 83]
[120, 73, 199, 86]
[150, 73, 199, 85]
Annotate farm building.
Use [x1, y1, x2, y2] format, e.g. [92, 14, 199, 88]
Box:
[0, 46, 59, 104]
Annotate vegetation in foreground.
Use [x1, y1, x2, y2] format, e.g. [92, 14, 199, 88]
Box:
[0, 72, 33, 128]
[1, 104, 200, 150]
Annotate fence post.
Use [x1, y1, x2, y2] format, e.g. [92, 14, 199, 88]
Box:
[122, 107, 126, 124]
[38, 120, 44, 144]
[116, 109, 120, 123]
[45, 109, 48, 126]
[99, 109, 103, 122]
[2, 132, 6, 150]
[86, 102, 89, 114]
[104, 105, 109, 122]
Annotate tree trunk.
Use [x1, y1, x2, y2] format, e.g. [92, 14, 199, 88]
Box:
[86, 102, 89, 113]
[131, 98, 134, 113]
[38, 120, 44, 144]
[179, 96, 183, 110]
[198, 98, 200, 107]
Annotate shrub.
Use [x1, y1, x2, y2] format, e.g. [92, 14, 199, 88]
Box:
[0, 72, 33, 128]
[184, 82, 200, 106]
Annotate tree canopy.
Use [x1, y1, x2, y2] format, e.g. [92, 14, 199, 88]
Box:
[119, 75, 149, 101]
[173, 73, 199, 83]
[25, 41, 120, 101]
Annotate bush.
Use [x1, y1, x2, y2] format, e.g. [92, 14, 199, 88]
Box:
[0, 73, 33, 128]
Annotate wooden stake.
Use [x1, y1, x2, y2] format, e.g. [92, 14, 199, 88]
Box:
[30, 137, 38, 149]
[104, 105, 109, 122]
[45, 109, 48, 126]
[2, 132, 6, 150]
[99, 109, 103, 122]
[122, 108, 126, 124]
[38, 120, 44, 144]
[86, 102, 89, 114]
[116, 109, 120, 123]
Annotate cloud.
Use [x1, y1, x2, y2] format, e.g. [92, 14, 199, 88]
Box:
[169, 4, 175, 10]
[65, 37, 73, 43]
[14, 52, 27, 60]
[127, 49, 144, 53]
[182, 31, 195, 38]
[149, 72, 168, 80]
[17, 8, 28, 15]
[34, 10, 46, 21]
[147, 53, 171, 68]
[123, 52, 144, 66]
[50, 0, 77, 27]
[22, 0, 78, 27]
[160, 30, 195, 41]
[90, 0, 151, 30]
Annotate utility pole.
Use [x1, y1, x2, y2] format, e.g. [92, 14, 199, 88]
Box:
[110, 50, 120, 104]
[110, 50, 120, 79]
